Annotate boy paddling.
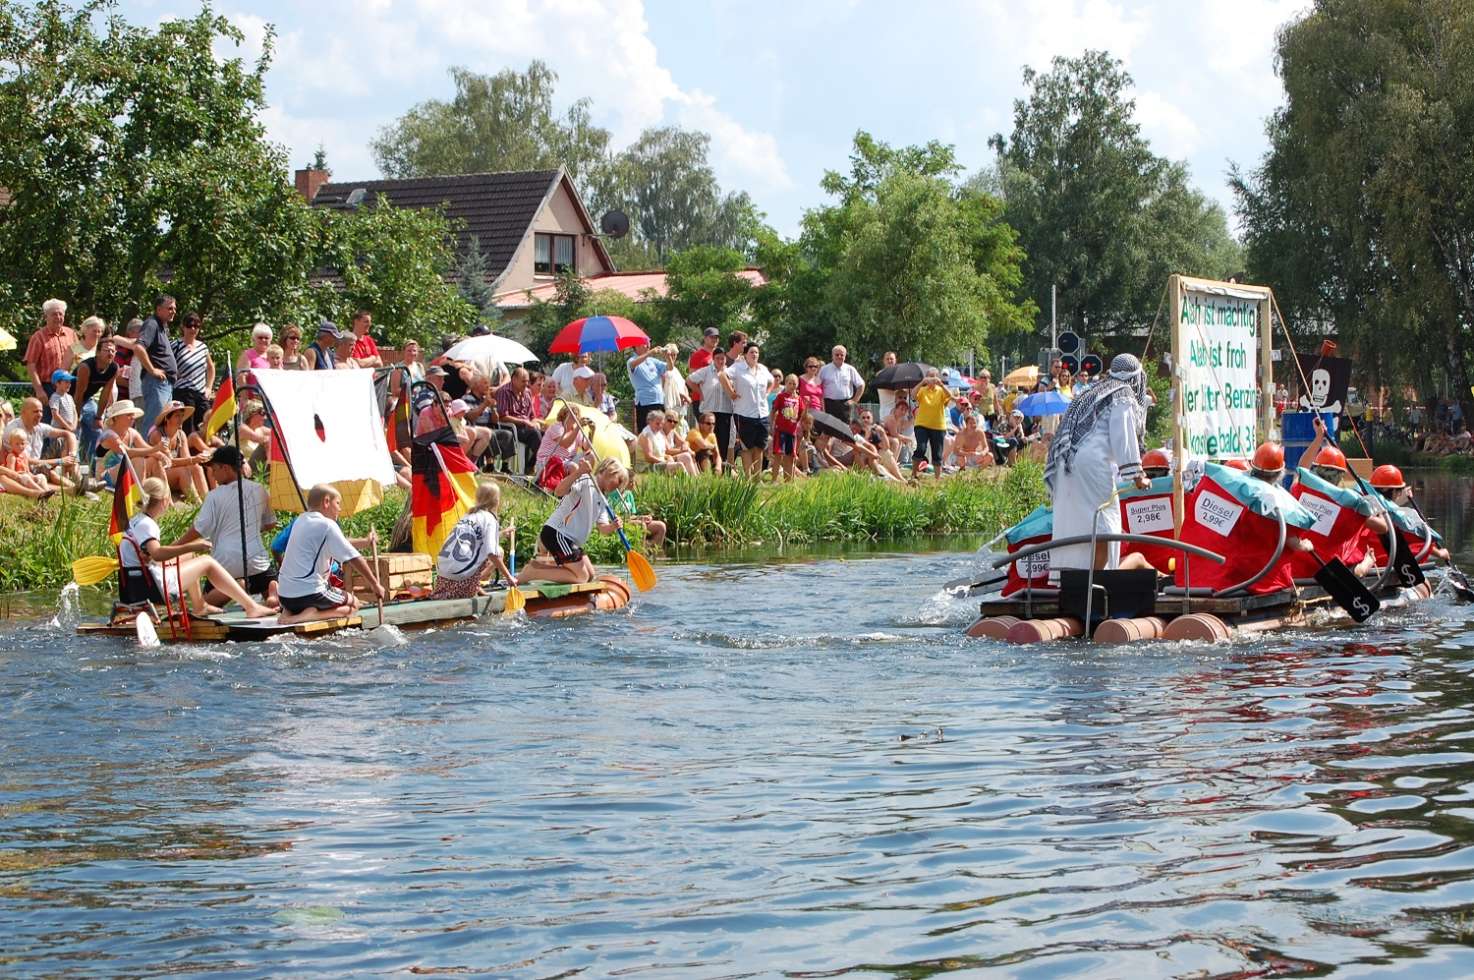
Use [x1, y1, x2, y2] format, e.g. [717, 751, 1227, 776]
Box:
[276, 483, 387, 625]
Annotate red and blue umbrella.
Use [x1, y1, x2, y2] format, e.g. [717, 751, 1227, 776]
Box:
[549, 315, 650, 354]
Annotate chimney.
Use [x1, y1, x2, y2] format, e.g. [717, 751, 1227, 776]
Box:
[295, 167, 329, 203]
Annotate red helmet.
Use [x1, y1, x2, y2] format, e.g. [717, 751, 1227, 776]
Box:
[1313, 445, 1348, 471]
[1141, 449, 1170, 470]
[1223, 458, 1250, 471]
[1251, 442, 1285, 473]
[1370, 464, 1405, 490]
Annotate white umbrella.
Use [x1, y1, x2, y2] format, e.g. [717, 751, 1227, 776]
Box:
[443, 334, 538, 365]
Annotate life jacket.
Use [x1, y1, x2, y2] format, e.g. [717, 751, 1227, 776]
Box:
[1288, 467, 1377, 577]
[1000, 505, 1052, 597]
[1118, 475, 1177, 574]
[1173, 463, 1317, 595]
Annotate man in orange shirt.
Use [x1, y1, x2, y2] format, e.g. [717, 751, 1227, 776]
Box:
[25, 299, 78, 421]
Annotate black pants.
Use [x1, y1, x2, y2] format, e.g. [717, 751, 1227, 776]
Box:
[483, 426, 515, 469]
[915, 425, 945, 470]
[635, 402, 664, 434]
[823, 398, 852, 423]
[175, 387, 208, 435]
[712, 410, 735, 464]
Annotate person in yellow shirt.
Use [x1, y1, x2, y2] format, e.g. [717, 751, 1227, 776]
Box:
[687, 411, 723, 474]
[912, 369, 958, 478]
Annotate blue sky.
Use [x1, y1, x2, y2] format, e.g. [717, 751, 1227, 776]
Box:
[121, 0, 1308, 237]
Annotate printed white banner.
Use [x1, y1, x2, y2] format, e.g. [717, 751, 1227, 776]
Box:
[1297, 491, 1341, 538]
[1125, 496, 1174, 535]
[1194, 489, 1244, 537]
[1178, 285, 1262, 460]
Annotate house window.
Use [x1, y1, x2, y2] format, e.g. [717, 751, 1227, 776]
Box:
[534, 233, 576, 275]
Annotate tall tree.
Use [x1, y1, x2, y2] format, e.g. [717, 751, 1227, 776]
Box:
[0, 0, 319, 332]
[759, 132, 1034, 370]
[454, 234, 503, 330]
[371, 62, 614, 191]
[1233, 0, 1474, 411]
[989, 51, 1240, 339]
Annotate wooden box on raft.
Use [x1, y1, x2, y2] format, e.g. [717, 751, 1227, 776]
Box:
[343, 552, 434, 601]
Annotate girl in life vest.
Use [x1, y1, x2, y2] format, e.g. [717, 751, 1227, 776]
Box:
[1288, 445, 1388, 578]
[1173, 445, 1318, 595]
[1364, 465, 1450, 564]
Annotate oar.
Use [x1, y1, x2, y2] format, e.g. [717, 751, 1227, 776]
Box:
[1307, 552, 1380, 623]
[575, 417, 656, 592]
[71, 554, 119, 586]
[1406, 494, 1474, 602]
[503, 519, 525, 616]
[370, 531, 386, 628]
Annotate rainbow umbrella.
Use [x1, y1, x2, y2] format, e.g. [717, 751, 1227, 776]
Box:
[549, 315, 649, 354]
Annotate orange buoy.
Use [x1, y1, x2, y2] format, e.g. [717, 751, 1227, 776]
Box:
[1092, 616, 1168, 645]
[1005, 617, 1084, 644]
[966, 615, 1019, 639]
[1162, 613, 1231, 642]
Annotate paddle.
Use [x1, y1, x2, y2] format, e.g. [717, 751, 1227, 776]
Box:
[370, 530, 386, 627]
[575, 417, 656, 592]
[1307, 552, 1380, 623]
[71, 554, 119, 587]
[1406, 494, 1474, 602]
[502, 519, 526, 616]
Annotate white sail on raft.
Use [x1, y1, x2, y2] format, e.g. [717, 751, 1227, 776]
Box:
[253, 368, 397, 517]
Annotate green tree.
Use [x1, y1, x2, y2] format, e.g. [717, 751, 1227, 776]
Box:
[758, 133, 1034, 371]
[1232, 0, 1474, 412]
[989, 51, 1240, 341]
[648, 245, 757, 345]
[0, 0, 320, 336]
[370, 61, 614, 192]
[309, 200, 477, 346]
[454, 234, 503, 330]
[520, 270, 592, 357]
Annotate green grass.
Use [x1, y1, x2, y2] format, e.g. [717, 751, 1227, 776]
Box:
[1, 463, 1048, 594]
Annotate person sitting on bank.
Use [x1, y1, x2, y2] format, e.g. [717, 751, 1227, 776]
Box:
[119, 476, 275, 619]
[607, 470, 668, 550]
[430, 479, 515, 600]
[636, 410, 698, 475]
[169, 446, 279, 608]
[686, 411, 722, 474]
[519, 458, 628, 586]
[952, 411, 994, 469]
[276, 483, 386, 625]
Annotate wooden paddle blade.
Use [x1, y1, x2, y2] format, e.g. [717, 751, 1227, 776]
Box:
[1313, 556, 1380, 623]
[502, 586, 526, 616]
[625, 549, 657, 592]
[72, 555, 120, 586]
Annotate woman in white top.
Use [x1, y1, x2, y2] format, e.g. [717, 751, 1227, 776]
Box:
[719, 343, 774, 476]
[636, 410, 698, 475]
[119, 476, 274, 618]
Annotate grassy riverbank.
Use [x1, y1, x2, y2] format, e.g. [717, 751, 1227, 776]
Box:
[0, 464, 1046, 594]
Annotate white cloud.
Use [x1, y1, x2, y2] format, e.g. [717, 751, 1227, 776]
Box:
[969, 0, 1152, 73]
[1133, 90, 1201, 160]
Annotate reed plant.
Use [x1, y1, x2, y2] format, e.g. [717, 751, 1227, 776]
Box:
[2, 462, 1045, 595]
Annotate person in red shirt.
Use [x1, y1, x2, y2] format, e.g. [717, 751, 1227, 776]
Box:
[25, 298, 78, 417]
[349, 310, 382, 368]
[688, 327, 719, 374]
[771, 373, 805, 483]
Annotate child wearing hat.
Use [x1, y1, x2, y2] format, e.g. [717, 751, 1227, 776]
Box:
[48, 368, 78, 435]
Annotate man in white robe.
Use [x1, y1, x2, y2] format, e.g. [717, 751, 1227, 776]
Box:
[1044, 353, 1153, 570]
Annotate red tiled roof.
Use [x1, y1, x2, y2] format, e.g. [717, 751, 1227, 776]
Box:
[495, 268, 766, 308]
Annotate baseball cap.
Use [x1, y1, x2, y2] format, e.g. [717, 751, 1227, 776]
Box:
[316, 319, 342, 339]
[703, 327, 720, 338]
[427, 364, 449, 377]
[50, 368, 77, 384]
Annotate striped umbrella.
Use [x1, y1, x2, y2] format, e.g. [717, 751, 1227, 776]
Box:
[549, 315, 650, 354]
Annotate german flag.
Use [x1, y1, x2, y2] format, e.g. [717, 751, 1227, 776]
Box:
[203, 373, 236, 439]
[411, 426, 476, 557]
[108, 457, 142, 544]
[385, 387, 412, 456]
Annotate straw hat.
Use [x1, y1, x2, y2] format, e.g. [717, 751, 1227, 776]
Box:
[103, 399, 145, 422]
[156, 400, 190, 423]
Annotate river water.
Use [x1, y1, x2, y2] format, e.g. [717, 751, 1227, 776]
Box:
[5, 476, 1474, 976]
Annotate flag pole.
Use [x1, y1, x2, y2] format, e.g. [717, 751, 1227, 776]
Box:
[231, 354, 248, 589]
